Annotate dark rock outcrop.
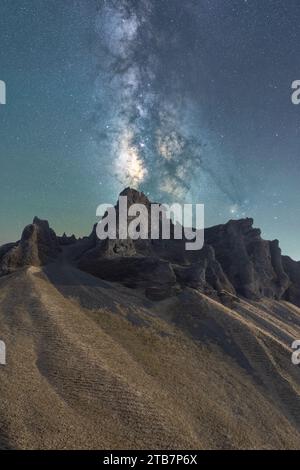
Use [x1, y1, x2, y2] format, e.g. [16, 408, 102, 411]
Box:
[58, 233, 77, 246]
[0, 217, 60, 275]
[205, 218, 289, 300]
[173, 263, 206, 290]
[76, 189, 295, 302]
[282, 256, 300, 307]
[79, 254, 176, 290]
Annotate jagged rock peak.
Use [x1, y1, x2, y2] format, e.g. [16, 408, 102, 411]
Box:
[0, 216, 61, 276]
[119, 187, 151, 206]
[58, 232, 77, 246]
[33, 216, 51, 227]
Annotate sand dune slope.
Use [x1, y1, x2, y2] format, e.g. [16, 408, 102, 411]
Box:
[0, 262, 300, 449]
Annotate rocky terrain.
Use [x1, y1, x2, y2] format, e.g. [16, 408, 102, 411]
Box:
[0, 188, 300, 449]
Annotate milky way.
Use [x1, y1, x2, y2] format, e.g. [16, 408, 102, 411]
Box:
[92, 0, 244, 205]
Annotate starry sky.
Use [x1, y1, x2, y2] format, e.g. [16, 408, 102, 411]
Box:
[0, 0, 300, 259]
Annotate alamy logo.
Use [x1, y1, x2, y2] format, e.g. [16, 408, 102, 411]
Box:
[291, 80, 300, 105]
[0, 80, 6, 105]
[291, 340, 300, 365]
[0, 340, 6, 365]
[96, 196, 204, 251]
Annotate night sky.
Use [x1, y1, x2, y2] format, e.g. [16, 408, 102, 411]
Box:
[1, 0, 300, 259]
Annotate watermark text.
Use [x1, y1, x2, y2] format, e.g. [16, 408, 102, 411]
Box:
[96, 196, 204, 251]
[0, 80, 6, 105]
[0, 340, 6, 365]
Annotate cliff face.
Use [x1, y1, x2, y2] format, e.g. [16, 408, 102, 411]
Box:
[0, 189, 298, 306]
[205, 218, 290, 300]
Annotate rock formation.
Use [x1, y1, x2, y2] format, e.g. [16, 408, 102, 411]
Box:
[282, 256, 300, 306]
[205, 218, 290, 300]
[58, 233, 77, 246]
[0, 217, 61, 276]
[0, 189, 298, 306]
